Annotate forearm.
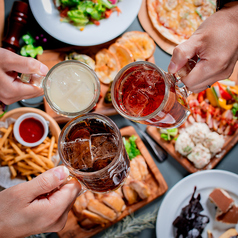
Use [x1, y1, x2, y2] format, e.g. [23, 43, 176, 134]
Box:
[219, 1, 238, 61]
[216, 0, 238, 10]
[222, 1, 238, 23]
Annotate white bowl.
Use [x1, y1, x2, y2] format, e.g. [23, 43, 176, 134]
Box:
[13, 112, 49, 147]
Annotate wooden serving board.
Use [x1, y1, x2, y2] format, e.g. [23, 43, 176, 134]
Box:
[146, 126, 238, 173]
[37, 43, 155, 124]
[0, 0, 4, 47]
[138, 0, 176, 55]
[58, 126, 168, 238]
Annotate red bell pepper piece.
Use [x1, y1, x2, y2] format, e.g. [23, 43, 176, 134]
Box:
[105, 9, 112, 18]
[91, 19, 100, 26]
[217, 82, 232, 100]
[60, 7, 69, 18]
[197, 91, 206, 103]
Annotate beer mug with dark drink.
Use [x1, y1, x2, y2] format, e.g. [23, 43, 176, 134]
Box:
[58, 113, 130, 193]
[111, 61, 195, 129]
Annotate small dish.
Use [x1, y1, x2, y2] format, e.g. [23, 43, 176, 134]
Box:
[13, 112, 49, 147]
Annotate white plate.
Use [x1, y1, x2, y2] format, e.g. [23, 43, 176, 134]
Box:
[29, 0, 142, 46]
[156, 170, 238, 237]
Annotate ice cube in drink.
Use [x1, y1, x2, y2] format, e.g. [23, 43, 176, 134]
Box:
[123, 90, 149, 116]
[91, 133, 118, 171]
[47, 64, 95, 113]
[121, 68, 165, 117]
[62, 119, 121, 172]
[62, 138, 93, 171]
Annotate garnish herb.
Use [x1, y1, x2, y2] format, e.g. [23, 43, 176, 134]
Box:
[208, 0, 216, 6]
[232, 103, 238, 119]
[101, 207, 159, 238]
[195, 9, 203, 19]
[183, 145, 192, 153]
[123, 135, 141, 160]
[227, 87, 238, 102]
[160, 128, 178, 141]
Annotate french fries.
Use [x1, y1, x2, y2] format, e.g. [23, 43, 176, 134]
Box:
[0, 123, 58, 181]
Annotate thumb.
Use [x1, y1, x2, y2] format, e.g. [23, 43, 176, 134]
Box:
[1, 48, 48, 76]
[24, 166, 69, 200]
[168, 37, 198, 74]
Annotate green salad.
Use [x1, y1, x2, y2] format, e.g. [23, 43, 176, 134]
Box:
[123, 135, 141, 160]
[54, 0, 121, 30]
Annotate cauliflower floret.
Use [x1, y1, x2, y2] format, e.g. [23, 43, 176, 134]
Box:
[187, 143, 211, 169]
[185, 122, 210, 144]
[175, 132, 195, 156]
[203, 132, 225, 154]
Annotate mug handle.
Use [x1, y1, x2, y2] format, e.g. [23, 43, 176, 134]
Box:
[20, 73, 44, 88]
[19, 73, 45, 107]
[37, 174, 86, 199]
[174, 57, 198, 96]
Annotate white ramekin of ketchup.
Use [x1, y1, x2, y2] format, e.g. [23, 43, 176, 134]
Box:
[13, 113, 49, 147]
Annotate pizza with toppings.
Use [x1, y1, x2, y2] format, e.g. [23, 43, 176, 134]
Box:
[147, 0, 216, 44]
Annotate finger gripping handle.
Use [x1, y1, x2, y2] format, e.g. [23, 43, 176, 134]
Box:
[174, 58, 198, 96]
[20, 73, 44, 88]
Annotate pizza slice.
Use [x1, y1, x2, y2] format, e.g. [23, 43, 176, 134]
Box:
[147, 0, 216, 45]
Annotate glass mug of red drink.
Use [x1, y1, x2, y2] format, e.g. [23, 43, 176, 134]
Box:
[111, 61, 195, 129]
[58, 113, 130, 193]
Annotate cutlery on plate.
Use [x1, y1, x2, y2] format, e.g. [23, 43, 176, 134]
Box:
[131, 122, 168, 162]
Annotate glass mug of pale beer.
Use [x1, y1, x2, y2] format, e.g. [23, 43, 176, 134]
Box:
[21, 60, 101, 117]
[111, 60, 196, 129]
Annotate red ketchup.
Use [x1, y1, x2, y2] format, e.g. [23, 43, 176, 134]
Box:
[19, 117, 45, 143]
